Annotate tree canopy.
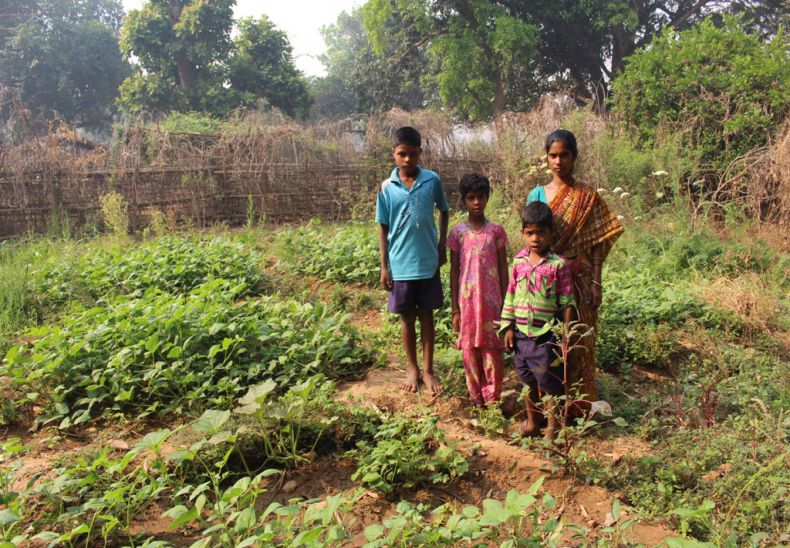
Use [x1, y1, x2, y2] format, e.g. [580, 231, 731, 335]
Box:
[312, 8, 431, 119]
[0, 0, 130, 129]
[118, 0, 311, 118]
[363, 0, 538, 120]
[612, 16, 789, 166]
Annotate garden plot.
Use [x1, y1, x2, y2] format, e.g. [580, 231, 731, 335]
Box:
[1, 218, 788, 546]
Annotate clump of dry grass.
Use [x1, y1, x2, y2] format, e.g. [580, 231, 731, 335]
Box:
[698, 272, 786, 340]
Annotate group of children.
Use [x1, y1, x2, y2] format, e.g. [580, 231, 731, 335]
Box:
[376, 126, 578, 440]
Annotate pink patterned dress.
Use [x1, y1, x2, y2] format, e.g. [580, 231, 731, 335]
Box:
[447, 221, 509, 404]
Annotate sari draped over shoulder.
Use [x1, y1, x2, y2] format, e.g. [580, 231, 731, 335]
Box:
[549, 182, 623, 401]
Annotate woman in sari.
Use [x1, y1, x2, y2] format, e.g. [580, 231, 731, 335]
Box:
[526, 130, 623, 401]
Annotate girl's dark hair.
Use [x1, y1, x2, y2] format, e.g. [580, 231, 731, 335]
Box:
[394, 126, 421, 147]
[521, 201, 553, 229]
[458, 173, 491, 199]
[545, 129, 578, 158]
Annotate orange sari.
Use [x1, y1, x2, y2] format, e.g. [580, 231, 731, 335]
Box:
[549, 182, 623, 401]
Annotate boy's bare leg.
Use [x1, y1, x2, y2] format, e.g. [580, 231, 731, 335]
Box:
[400, 310, 420, 392]
[519, 383, 541, 437]
[417, 307, 442, 395]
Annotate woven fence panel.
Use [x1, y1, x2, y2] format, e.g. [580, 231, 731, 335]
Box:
[0, 157, 490, 239]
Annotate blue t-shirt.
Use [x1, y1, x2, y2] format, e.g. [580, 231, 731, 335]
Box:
[527, 186, 547, 204]
[375, 167, 449, 281]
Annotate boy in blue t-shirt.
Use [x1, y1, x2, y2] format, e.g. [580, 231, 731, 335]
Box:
[376, 126, 449, 395]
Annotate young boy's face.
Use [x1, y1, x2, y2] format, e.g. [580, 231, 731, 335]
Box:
[522, 224, 551, 256]
[392, 144, 421, 177]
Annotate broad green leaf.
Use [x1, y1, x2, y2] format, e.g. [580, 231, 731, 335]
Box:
[163, 505, 199, 530]
[364, 524, 385, 540]
[193, 409, 231, 434]
[0, 509, 20, 526]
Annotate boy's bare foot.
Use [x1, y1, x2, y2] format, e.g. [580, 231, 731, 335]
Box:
[422, 371, 442, 396]
[402, 367, 420, 392]
[518, 419, 540, 437]
[543, 425, 556, 443]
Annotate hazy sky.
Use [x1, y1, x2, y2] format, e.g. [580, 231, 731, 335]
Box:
[121, 1, 361, 77]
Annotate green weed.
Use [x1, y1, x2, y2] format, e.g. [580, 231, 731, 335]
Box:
[350, 414, 468, 493]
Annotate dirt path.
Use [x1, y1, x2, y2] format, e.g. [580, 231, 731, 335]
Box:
[338, 361, 674, 545]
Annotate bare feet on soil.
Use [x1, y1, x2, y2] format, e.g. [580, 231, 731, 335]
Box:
[401, 366, 420, 392]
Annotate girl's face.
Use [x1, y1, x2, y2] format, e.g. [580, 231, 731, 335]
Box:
[463, 189, 488, 217]
[547, 140, 575, 180]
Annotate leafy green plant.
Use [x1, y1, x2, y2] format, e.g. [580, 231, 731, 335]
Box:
[275, 222, 379, 285]
[0, 438, 26, 545]
[99, 192, 130, 237]
[234, 375, 380, 467]
[350, 414, 468, 493]
[165, 474, 358, 548]
[2, 281, 376, 426]
[28, 429, 176, 547]
[613, 17, 789, 168]
[471, 404, 510, 437]
[34, 235, 263, 306]
[364, 477, 564, 546]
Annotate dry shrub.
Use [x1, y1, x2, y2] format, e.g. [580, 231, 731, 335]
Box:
[701, 116, 789, 239]
[698, 273, 785, 339]
[365, 108, 455, 158]
[490, 96, 606, 204]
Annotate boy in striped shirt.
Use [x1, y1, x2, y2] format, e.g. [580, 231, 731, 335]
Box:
[501, 201, 576, 440]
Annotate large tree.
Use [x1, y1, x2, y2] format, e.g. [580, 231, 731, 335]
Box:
[0, 0, 130, 129]
[363, 0, 538, 121]
[499, 0, 788, 105]
[314, 8, 431, 119]
[118, 1, 311, 118]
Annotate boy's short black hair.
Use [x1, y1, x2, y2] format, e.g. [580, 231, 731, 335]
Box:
[521, 201, 553, 229]
[458, 173, 491, 199]
[394, 126, 421, 148]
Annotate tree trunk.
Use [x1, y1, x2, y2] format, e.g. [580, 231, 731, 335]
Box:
[169, 0, 197, 90]
[493, 72, 505, 132]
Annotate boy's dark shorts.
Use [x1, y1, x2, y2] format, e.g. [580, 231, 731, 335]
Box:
[387, 270, 443, 314]
[514, 330, 565, 396]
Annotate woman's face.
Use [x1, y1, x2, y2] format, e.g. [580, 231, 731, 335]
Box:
[547, 140, 575, 180]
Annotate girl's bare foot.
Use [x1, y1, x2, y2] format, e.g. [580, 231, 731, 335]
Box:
[402, 367, 420, 392]
[518, 419, 540, 437]
[422, 371, 443, 395]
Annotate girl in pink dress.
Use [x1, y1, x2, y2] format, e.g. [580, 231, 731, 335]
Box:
[448, 173, 509, 405]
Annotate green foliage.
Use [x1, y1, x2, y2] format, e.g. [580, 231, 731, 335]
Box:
[362, 0, 538, 119]
[612, 17, 790, 167]
[2, 281, 375, 427]
[34, 236, 261, 308]
[98, 191, 129, 237]
[275, 222, 379, 286]
[597, 221, 762, 371]
[158, 111, 225, 135]
[234, 375, 381, 467]
[119, 2, 310, 118]
[350, 415, 468, 493]
[0, 0, 130, 129]
[315, 8, 430, 118]
[587, 211, 789, 543]
[363, 477, 602, 546]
